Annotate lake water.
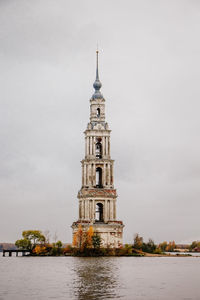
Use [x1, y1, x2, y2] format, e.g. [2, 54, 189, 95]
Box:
[0, 255, 200, 300]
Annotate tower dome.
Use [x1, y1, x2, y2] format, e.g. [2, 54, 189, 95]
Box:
[92, 50, 103, 99]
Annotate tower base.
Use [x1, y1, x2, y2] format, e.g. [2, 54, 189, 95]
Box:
[72, 221, 124, 248]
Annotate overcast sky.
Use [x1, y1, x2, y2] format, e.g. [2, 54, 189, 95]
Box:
[0, 0, 200, 244]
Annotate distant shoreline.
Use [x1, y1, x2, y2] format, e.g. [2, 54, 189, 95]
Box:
[2, 252, 200, 258]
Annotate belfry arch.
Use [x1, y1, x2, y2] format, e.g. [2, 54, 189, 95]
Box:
[97, 108, 100, 117]
[96, 138, 102, 158]
[95, 203, 103, 222]
[96, 167, 102, 187]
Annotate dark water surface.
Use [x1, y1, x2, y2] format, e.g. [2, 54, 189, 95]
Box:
[0, 256, 200, 300]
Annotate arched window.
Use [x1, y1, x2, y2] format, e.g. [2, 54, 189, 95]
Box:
[96, 167, 102, 187]
[96, 142, 102, 158]
[97, 108, 100, 117]
[95, 203, 103, 222]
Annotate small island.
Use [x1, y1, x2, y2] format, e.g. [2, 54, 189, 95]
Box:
[2, 229, 198, 257]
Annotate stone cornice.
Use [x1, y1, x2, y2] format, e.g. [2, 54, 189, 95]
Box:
[81, 158, 114, 163]
[90, 98, 105, 103]
[78, 188, 118, 199]
[84, 129, 111, 135]
[72, 220, 124, 228]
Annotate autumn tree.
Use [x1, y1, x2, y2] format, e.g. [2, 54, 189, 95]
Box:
[142, 239, 156, 253]
[55, 240, 63, 255]
[190, 241, 198, 250]
[92, 234, 101, 250]
[33, 245, 47, 255]
[189, 241, 200, 251]
[133, 233, 143, 250]
[85, 226, 94, 248]
[73, 233, 77, 247]
[15, 230, 46, 252]
[51, 240, 63, 255]
[73, 225, 102, 254]
[73, 224, 84, 250]
[166, 241, 176, 252]
[15, 238, 31, 250]
[56, 240, 62, 249]
[159, 241, 168, 252]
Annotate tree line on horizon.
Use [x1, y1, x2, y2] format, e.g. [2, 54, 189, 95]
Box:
[10, 229, 200, 256]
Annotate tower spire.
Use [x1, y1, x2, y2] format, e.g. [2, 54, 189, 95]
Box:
[92, 49, 103, 99]
[96, 49, 99, 80]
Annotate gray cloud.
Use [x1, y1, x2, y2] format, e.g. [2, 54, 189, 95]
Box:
[0, 0, 200, 244]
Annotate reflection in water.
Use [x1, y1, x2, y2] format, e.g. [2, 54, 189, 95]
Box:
[71, 257, 122, 300]
[1, 256, 200, 300]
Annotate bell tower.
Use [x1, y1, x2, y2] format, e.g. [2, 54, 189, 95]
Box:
[72, 51, 124, 248]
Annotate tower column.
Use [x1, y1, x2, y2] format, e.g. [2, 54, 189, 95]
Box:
[102, 136, 105, 156]
[104, 200, 108, 222]
[108, 137, 110, 157]
[89, 165, 91, 186]
[93, 163, 96, 186]
[83, 164, 86, 186]
[85, 200, 89, 219]
[79, 201, 81, 219]
[87, 164, 89, 186]
[84, 201, 86, 219]
[114, 201, 116, 220]
[93, 200, 95, 221]
[111, 164, 113, 186]
[105, 163, 108, 185]
[108, 162, 110, 186]
[85, 137, 86, 157]
[90, 200, 93, 219]
[93, 137, 95, 156]
[106, 137, 108, 157]
[90, 137, 92, 156]
[110, 200, 114, 220]
[82, 164, 84, 186]
[81, 201, 84, 220]
[88, 137, 90, 155]
[103, 164, 106, 186]
[91, 164, 93, 187]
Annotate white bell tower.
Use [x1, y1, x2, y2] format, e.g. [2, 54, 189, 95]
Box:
[72, 51, 124, 248]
